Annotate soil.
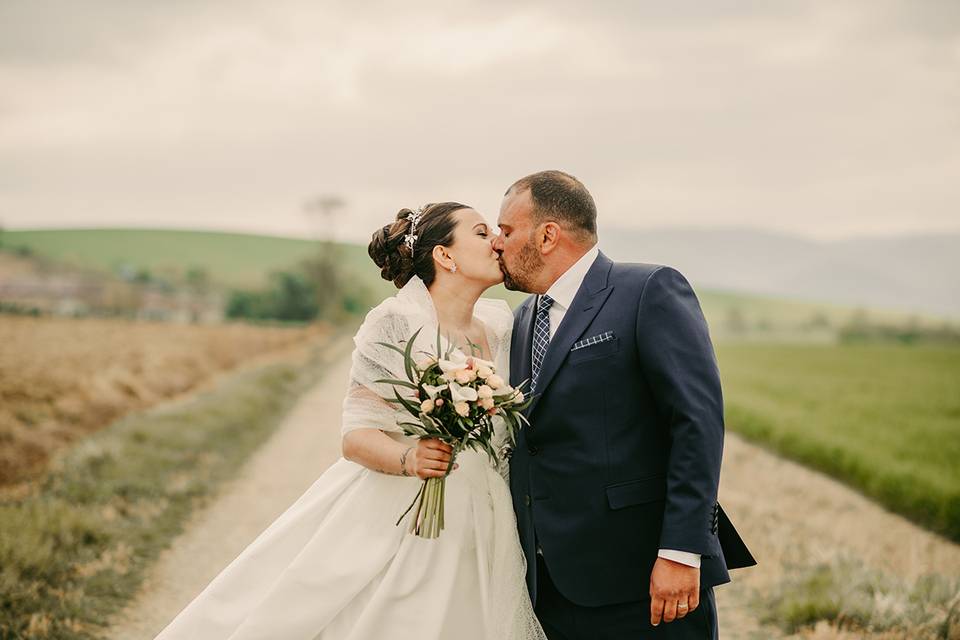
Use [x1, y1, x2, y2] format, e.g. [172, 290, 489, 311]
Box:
[104, 353, 960, 639]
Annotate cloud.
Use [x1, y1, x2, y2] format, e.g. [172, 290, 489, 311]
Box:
[0, 0, 957, 240]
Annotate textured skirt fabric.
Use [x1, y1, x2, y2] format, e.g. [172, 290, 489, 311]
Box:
[154, 447, 545, 640]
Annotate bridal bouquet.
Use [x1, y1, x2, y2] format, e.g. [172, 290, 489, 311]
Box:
[376, 328, 531, 538]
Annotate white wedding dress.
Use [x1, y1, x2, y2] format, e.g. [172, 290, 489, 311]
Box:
[154, 276, 546, 640]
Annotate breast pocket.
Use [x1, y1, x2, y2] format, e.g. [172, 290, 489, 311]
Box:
[567, 336, 620, 365]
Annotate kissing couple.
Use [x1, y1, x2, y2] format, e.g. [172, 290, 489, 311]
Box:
[155, 170, 755, 640]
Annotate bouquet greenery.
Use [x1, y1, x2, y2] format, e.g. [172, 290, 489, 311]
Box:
[376, 328, 531, 538]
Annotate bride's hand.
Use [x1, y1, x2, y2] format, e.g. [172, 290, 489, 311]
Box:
[409, 439, 458, 479]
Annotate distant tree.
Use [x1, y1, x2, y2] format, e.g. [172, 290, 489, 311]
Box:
[132, 268, 153, 284]
[724, 307, 748, 335]
[803, 311, 832, 331]
[849, 308, 870, 329]
[225, 290, 263, 320]
[224, 193, 377, 321]
[225, 270, 320, 322]
[270, 271, 320, 321]
[185, 266, 211, 294]
[303, 194, 346, 243]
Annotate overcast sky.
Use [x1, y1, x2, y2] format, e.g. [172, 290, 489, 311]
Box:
[1, 0, 958, 242]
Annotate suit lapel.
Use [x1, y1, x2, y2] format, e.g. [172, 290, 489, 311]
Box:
[525, 252, 614, 417]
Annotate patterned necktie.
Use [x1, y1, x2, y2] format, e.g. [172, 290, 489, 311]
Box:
[531, 294, 555, 393]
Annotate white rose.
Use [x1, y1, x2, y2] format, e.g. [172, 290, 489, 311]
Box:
[477, 385, 494, 399]
[480, 396, 495, 410]
[471, 356, 496, 371]
[477, 366, 494, 379]
[492, 383, 514, 397]
[514, 390, 525, 403]
[455, 369, 475, 385]
[420, 399, 435, 414]
[486, 374, 504, 389]
[454, 401, 470, 417]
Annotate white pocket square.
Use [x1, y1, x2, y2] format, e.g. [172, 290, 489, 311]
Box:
[570, 330, 616, 351]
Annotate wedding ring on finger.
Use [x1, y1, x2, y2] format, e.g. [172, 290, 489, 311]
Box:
[677, 602, 689, 616]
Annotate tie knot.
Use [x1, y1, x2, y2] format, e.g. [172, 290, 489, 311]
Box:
[538, 294, 555, 313]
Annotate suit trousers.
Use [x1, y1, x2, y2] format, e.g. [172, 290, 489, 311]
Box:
[534, 555, 719, 640]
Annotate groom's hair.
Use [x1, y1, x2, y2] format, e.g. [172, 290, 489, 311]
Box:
[507, 170, 597, 242]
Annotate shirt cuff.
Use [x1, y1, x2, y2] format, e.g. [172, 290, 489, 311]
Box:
[658, 548, 701, 568]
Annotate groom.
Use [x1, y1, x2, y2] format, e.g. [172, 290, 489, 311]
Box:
[493, 171, 755, 639]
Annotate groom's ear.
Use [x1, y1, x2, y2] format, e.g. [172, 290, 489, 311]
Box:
[539, 221, 561, 255]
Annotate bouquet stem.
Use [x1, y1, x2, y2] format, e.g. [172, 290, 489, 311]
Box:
[396, 448, 458, 539]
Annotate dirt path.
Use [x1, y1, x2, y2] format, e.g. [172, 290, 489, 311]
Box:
[105, 352, 960, 639]
[104, 353, 352, 639]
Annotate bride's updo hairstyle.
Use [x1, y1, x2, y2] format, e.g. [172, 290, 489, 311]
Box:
[368, 202, 468, 288]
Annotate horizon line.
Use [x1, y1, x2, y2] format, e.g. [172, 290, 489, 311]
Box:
[5, 223, 959, 245]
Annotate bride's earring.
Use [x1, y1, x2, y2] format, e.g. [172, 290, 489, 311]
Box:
[449, 262, 457, 273]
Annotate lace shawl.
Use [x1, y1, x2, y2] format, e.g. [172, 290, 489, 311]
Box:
[341, 276, 513, 442]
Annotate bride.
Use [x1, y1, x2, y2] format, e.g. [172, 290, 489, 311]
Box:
[154, 202, 546, 640]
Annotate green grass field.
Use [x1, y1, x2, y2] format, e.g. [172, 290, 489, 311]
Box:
[717, 342, 960, 542]
[4, 228, 324, 288]
[6, 228, 926, 335]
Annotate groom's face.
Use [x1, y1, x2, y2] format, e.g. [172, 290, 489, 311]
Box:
[494, 188, 546, 294]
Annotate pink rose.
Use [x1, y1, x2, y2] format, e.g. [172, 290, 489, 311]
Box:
[454, 401, 470, 417]
[486, 374, 504, 389]
[420, 399, 435, 414]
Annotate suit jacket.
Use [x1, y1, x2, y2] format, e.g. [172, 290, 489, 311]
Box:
[508, 251, 755, 607]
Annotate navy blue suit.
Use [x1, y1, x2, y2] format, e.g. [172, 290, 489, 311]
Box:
[509, 252, 754, 637]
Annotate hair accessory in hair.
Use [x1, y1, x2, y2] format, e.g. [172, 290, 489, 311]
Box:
[403, 205, 425, 251]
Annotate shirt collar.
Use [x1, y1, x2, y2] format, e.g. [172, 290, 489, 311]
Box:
[542, 245, 600, 312]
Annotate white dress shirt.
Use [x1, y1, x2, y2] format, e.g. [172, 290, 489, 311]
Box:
[534, 245, 702, 569]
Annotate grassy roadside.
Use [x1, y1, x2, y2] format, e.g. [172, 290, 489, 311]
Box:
[756, 555, 960, 638]
[716, 342, 960, 543]
[0, 328, 354, 640]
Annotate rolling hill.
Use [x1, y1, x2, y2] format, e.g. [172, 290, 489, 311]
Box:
[3, 228, 947, 336]
[599, 227, 960, 318]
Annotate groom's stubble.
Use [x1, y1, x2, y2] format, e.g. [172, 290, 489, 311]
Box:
[498, 234, 544, 294]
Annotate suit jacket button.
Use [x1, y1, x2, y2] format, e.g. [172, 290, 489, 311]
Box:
[525, 494, 532, 507]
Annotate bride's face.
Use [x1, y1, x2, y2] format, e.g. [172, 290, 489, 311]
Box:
[443, 208, 504, 288]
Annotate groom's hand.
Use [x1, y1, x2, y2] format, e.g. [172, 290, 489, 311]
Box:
[649, 557, 700, 627]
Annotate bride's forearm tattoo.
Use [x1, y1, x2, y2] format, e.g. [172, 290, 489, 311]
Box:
[399, 446, 414, 477]
[374, 466, 402, 476]
[372, 446, 415, 477]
